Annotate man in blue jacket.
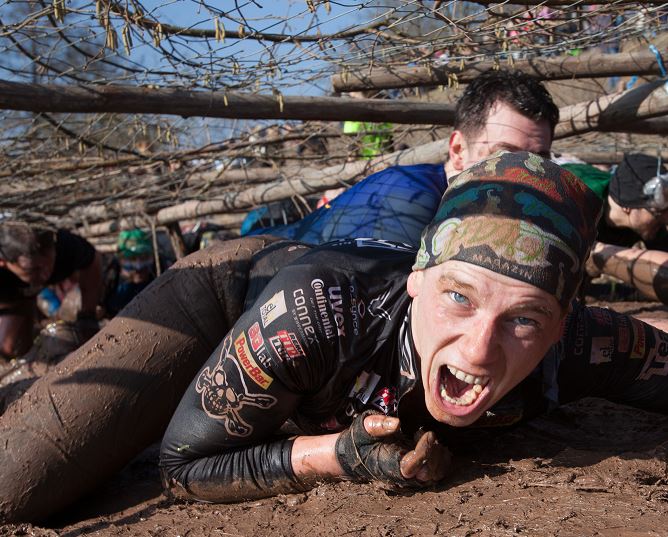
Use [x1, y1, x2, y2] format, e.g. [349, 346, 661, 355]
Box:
[255, 69, 558, 247]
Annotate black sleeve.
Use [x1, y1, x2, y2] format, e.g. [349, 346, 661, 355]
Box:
[48, 229, 96, 284]
[556, 304, 668, 413]
[160, 262, 350, 502]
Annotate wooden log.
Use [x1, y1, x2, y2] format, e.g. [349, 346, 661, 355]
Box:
[600, 116, 668, 136]
[79, 217, 148, 237]
[165, 222, 187, 259]
[71, 200, 148, 221]
[91, 243, 118, 254]
[332, 50, 666, 92]
[185, 165, 316, 187]
[556, 79, 668, 139]
[0, 80, 455, 125]
[78, 212, 247, 238]
[470, 0, 666, 4]
[155, 140, 450, 222]
[560, 151, 668, 165]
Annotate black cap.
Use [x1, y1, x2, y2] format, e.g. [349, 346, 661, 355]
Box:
[610, 153, 667, 208]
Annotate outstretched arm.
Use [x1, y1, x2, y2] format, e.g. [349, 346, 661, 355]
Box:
[588, 242, 668, 304]
[558, 302, 668, 414]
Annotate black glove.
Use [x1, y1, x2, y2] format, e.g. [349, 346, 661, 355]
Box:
[335, 410, 449, 489]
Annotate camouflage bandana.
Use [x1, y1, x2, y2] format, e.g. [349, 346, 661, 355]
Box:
[414, 151, 603, 307]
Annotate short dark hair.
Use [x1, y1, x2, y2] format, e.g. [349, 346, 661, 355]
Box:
[0, 222, 56, 262]
[454, 70, 559, 141]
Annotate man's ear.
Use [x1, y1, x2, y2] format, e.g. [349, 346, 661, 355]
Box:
[0, 259, 6, 269]
[407, 270, 424, 298]
[448, 130, 466, 172]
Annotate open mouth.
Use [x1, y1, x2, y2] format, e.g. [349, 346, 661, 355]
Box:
[439, 365, 489, 406]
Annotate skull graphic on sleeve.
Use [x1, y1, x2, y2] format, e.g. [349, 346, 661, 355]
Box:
[196, 335, 277, 437]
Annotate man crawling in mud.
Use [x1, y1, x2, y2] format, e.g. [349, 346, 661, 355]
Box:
[159, 151, 668, 501]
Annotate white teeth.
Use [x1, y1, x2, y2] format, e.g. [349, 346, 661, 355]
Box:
[440, 365, 489, 406]
[447, 365, 489, 387]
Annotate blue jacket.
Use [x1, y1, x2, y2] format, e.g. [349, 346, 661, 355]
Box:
[251, 163, 448, 247]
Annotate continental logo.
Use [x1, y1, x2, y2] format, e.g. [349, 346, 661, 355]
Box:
[235, 332, 273, 389]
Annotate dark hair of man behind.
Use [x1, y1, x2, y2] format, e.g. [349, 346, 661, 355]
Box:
[454, 70, 559, 140]
[0, 222, 56, 262]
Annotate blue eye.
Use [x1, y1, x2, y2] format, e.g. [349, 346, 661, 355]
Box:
[514, 316, 537, 327]
[449, 291, 468, 304]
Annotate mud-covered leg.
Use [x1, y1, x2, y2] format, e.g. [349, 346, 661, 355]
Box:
[0, 236, 280, 523]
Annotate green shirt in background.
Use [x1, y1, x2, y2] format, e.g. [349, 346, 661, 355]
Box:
[561, 163, 611, 201]
[343, 120, 393, 159]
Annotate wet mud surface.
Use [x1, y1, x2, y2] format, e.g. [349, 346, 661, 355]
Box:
[3, 299, 668, 536]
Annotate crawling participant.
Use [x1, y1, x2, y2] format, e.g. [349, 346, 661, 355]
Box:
[160, 152, 668, 500]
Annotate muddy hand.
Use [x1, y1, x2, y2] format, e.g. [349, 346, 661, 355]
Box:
[362, 413, 401, 438]
[335, 411, 408, 485]
[399, 430, 450, 484]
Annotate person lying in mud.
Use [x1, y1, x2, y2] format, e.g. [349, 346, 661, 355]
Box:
[0, 222, 102, 359]
[159, 151, 668, 501]
[564, 155, 668, 306]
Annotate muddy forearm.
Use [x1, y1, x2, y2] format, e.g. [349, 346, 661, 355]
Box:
[161, 437, 327, 503]
[589, 243, 668, 303]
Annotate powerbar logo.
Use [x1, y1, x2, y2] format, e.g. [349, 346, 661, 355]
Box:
[235, 332, 273, 389]
[269, 330, 304, 361]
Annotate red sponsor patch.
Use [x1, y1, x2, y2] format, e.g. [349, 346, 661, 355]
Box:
[234, 332, 273, 389]
[616, 316, 631, 354]
[277, 330, 304, 359]
[630, 318, 646, 359]
[248, 322, 264, 352]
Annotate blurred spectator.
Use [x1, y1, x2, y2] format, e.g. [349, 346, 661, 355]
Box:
[564, 154, 668, 249]
[103, 229, 156, 317]
[0, 223, 102, 359]
[342, 91, 394, 160]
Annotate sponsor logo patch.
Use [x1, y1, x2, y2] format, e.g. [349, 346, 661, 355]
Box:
[630, 318, 646, 359]
[371, 386, 397, 415]
[268, 330, 304, 361]
[328, 286, 346, 337]
[248, 322, 264, 352]
[368, 288, 392, 321]
[616, 316, 631, 354]
[589, 336, 613, 364]
[195, 335, 276, 437]
[235, 332, 273, 389]
[260, 290, 287, 328]
[638, 331, 668, 380]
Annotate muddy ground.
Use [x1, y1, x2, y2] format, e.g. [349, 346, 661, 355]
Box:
[2, 299, 668, 537]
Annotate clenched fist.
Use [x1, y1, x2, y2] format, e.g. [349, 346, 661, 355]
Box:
[335, 411, 450, 489]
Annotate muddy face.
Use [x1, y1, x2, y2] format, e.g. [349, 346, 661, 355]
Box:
[407, 260, 564, 427]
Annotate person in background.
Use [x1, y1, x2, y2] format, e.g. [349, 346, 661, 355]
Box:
[563, 154, 668, 305]
[104, 229, 156, 317]
[252, 69, 557, 247]
[0, 222, 102, 359]
[342, 91, 394, 160]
